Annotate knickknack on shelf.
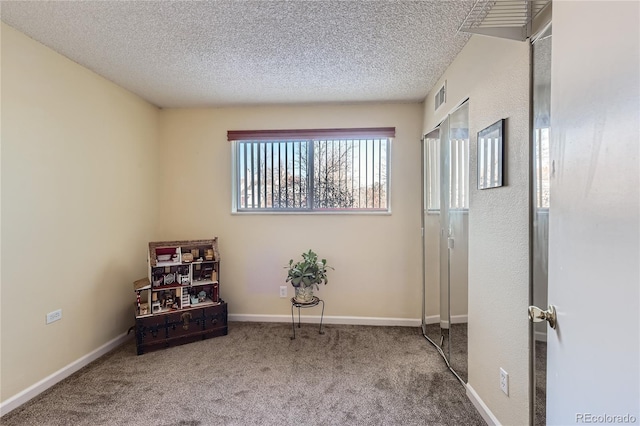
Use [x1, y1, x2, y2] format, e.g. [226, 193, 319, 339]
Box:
[133, 238, 228, 355]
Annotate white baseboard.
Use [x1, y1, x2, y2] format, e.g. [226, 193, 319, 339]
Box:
[466, 383, 500, 426]
[424, 315, 440, 325]
[439, 314, 468, 329]
[228, 313, 421, 327]
[451, 314, 468, 324]
[0, 332, 132, 417]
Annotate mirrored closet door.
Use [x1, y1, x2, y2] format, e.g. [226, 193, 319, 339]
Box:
[531, 23, 552, 426]
[422, 101, 469, 383]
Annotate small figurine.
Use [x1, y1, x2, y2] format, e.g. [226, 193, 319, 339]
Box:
[139, 303, 149, 315]
[205, 248, 214, 261]
[153, 271, 163, 287]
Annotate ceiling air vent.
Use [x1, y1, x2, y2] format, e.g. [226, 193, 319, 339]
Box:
[435, 82, 446, 111]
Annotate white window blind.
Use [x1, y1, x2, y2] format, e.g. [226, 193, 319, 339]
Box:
[535, 127, 550, 209]
[449, 137, 469, 210]
[228, 128, 394, 212]
[426, 136, 441, 211]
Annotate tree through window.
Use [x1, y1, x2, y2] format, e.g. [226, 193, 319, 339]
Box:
[228, 128, 394, 212]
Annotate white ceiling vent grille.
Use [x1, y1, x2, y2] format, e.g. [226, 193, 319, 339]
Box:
[435, 82, 446, 111]
[458, 0, 551, 41]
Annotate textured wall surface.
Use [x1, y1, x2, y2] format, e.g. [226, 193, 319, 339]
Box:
[156, 103, 424, 320]
[1, 24, 159, 402]
[423, 35, 531, 425]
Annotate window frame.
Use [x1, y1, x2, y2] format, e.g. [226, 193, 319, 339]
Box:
[534, 127, 550, 210]
[425, 132, 441, 214]
[229, 128, 395, 215]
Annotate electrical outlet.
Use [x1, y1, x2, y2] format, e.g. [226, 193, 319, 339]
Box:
[500, 368, 509, 396]
[46, 309, 62, 324]
[279, 286, 287, 298]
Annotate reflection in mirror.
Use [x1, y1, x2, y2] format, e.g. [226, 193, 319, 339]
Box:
[421, 101, 469, 384]
[477, 119, 505, 189]
[439, 116, 452, 365]
[422, 128, 446, 354]
[532, 23, 552, 426]
[447, 102, 470, 383]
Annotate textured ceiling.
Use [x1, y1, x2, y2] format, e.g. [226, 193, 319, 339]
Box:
[1, 1, 473, 108]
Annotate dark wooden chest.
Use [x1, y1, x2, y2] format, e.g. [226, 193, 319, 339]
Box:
[135, 301, 228, 355]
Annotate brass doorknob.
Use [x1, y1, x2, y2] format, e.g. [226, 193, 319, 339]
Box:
[528, 305, 557, 329]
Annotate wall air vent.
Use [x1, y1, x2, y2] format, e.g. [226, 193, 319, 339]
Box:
[458, 0, 551, 41]
[435, 82, 446, 111]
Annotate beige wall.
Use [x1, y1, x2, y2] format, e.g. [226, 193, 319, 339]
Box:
[0, 18, 4, 404]
[0, 24, 159, 401]
[0, 14, 533, 422]
[157, 103, 424, 319]
[423, 35, 531, 425]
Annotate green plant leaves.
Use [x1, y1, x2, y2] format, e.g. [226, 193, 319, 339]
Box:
[284, 249, 332, 289]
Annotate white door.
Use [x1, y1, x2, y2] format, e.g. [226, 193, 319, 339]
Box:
[546, 2, 639, 424]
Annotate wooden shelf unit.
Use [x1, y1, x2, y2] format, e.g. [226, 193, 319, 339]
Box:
[134, 238, 228, 355]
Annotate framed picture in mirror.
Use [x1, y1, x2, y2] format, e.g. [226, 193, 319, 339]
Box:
[477, 119, 505, 189]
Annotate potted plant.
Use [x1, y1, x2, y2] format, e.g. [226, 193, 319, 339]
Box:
[285, 249, 333, 303]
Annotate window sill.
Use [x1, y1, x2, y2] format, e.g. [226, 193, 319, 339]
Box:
[231, 210, 392, 216]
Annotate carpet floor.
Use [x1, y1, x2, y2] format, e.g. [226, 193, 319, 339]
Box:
[2, 322, 486, 426]
[535, 340, 547, 426]
[422, 323, 468, 383]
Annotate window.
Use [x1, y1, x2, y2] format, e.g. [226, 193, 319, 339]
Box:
[424, 101, 469, 212]
[424, 133, 469, 212]
[228, 128, 394, 212]
[425, 134, 441, 212]
[448, 101, 470, 211]
[534, 127, 550, 209]
[449, 136, 469, 210]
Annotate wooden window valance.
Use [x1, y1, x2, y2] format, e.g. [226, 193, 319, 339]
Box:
[227, 127, 395, 141]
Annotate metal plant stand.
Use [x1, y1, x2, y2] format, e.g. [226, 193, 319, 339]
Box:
[290, 296, 324, 339]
